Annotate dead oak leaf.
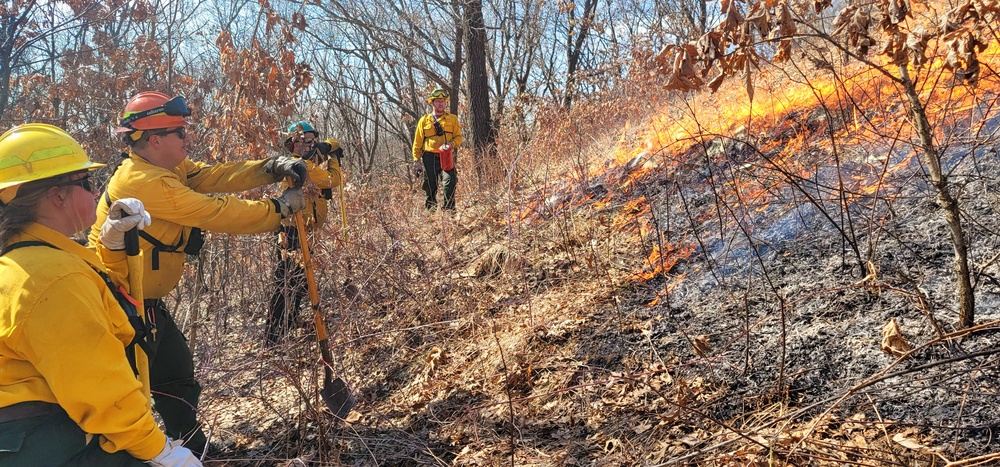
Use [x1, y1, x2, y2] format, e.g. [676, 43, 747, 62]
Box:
[892, 431, 939, 455]
[691, 335, 711, 357]
[880, 318, 911, 357]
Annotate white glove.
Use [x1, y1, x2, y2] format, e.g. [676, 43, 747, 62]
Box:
[100, 198, 152, 250]
[146, 438, 202, 467]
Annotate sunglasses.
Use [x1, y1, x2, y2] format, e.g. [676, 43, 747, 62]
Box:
[120, 96, 192, 128]
[58, 174, 97, 193]
[149, 127, 186, 140]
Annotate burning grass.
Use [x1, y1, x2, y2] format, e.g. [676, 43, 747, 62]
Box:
[157, 37, 1000, 467]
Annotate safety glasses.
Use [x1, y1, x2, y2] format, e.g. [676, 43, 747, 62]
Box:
[57, 173, 97, 193]
[119, 96, 192, 128]
[149, 127, 186, 140]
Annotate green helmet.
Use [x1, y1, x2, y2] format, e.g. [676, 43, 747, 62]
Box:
[427, 88, 448, 103]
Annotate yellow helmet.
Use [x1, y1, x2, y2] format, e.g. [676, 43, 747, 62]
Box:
[427, 88, 449, 103]
[0, 123, 104, 204]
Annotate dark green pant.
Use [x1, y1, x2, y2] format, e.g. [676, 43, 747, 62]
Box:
[421, 152, 458, 210]
[145, 300, 207, 454]
[0, 403, 145, 466]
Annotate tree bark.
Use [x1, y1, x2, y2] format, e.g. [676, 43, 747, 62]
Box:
[450, 0, 465, 117]
[563, 0, 599, 109]
[899, 65, 975, 328]
[0, 3, 36, 120]
[463, 0, 494, 177]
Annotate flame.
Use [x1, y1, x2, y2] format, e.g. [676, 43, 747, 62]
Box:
[647, 273, 687, 307]
[633, 240, 696, 283]
[612, 195, 652, 234]
[518, 38, 1000, 288]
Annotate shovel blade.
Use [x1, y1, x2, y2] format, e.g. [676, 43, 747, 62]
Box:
[322, 377, 356, 419]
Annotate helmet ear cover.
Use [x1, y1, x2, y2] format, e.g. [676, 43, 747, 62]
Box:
[119, 96, 192, 130]
[122, 130, 145, 146]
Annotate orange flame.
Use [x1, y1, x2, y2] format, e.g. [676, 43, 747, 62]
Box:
[633, 240, 697, 283]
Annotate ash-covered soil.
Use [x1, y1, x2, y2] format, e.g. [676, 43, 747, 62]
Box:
[178, 109, 1000, 466]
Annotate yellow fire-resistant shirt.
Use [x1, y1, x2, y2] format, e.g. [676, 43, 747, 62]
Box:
[89, 152, 283, 299]
[412, 113, 463, 161]
[0, 223, 165, 460]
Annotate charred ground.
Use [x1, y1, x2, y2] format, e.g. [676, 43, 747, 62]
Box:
[167, 67, 1000, 466]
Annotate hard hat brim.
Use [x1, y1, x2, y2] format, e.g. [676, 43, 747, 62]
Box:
[0, 160, 104, 204]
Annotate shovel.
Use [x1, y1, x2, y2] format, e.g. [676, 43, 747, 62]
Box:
[291, 210, 356, 418]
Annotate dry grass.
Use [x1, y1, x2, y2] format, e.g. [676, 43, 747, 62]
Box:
[162, 58, 1000, 466]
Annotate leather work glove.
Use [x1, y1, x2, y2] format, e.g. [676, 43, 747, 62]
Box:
[265, 155, 308, 187]
[315, 142, 344, 162]
[100, 198, 152, 250]
[412, 161, 423, 178]
[273, 187, 306, 219]
[146, 438, 202, 466]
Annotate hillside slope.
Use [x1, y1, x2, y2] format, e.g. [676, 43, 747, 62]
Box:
[182, 57, 1000, 466]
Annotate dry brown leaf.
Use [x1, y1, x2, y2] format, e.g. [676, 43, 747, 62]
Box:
[892, 431, 939, 454]
[744, 2, 770, 35]
[696, 31, 723, 72]
[879, 30, 909, 65]
[720, 0, 746, 34]
[707, 73, 725, 92]
[906, 26, 932, 66]
[942, 28, 984, 83]
[634, 420, 653, 435]
[833, 5, 874, 55]
[425, 346, 448, 377]
[850, 433, 870, 449]
[878, 0, 910, 28]
[777, 3, 796, 37]
[467, 243, 509, 278]
[774, 429, 802, 446]
[880, 318, 911, 357]
[692, 335, 711, 356]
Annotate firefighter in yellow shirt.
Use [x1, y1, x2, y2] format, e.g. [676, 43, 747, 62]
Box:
[0, 124, 200, 466]
[266, 121, 345, 344]
[412, 88, 462, 210]
[88, 92, 308, 458]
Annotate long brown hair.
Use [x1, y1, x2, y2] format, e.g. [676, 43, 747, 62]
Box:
[0, 175, 73, 247]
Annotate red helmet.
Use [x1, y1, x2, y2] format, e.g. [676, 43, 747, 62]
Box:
[114, 92, 192, 134]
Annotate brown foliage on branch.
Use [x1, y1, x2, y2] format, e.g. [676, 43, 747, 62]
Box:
[651, 0, 1000, 94]
[202, 9, 312, 163]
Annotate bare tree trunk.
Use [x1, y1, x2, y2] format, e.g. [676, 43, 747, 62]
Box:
[899, 65, 974, 328]
[450, 0, 464, 117]
[463, 0, 494, 180]
[563, 0, 599, 109]
[0, 3, 35, 121]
